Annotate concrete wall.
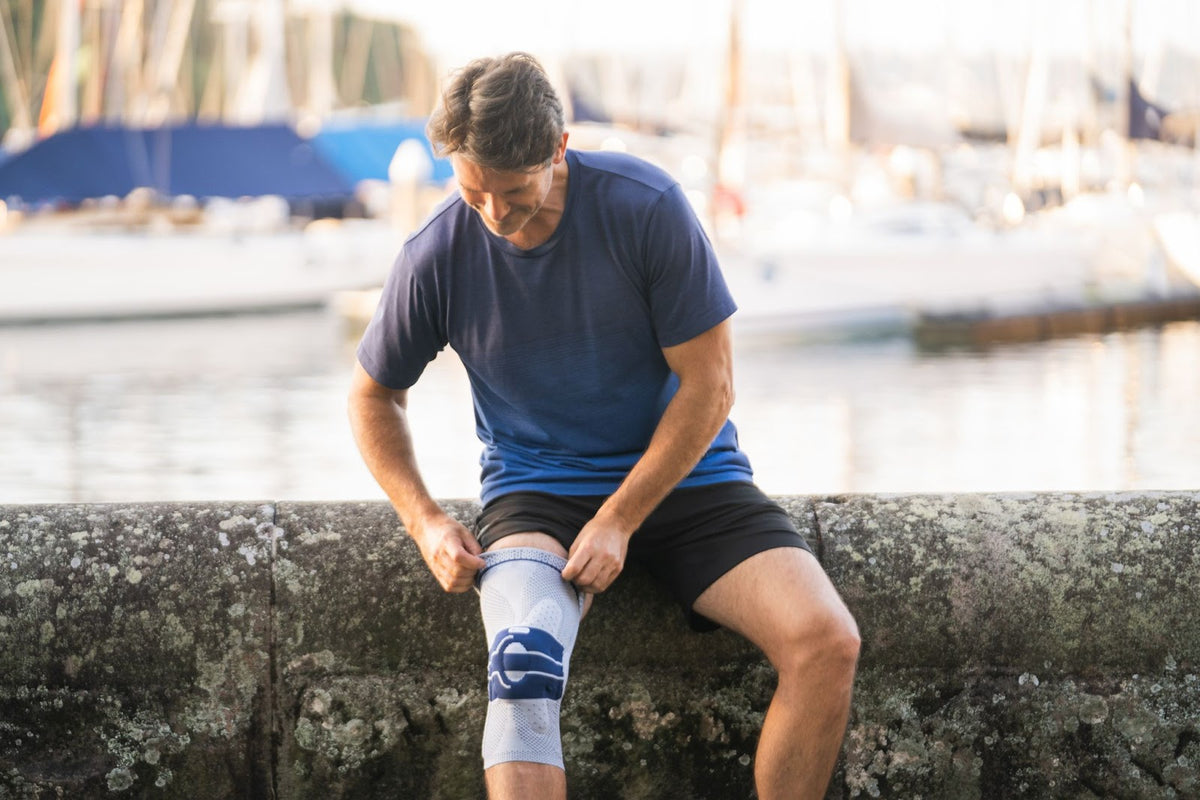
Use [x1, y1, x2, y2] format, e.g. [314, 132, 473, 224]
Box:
[0, 493, 1197, 799]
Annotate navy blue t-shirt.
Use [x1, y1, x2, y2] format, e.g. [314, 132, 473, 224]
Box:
[357, 149, 753, 502]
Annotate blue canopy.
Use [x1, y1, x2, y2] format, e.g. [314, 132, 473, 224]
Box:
[0, 120, 447, 207]
[310, 119, 452, 184]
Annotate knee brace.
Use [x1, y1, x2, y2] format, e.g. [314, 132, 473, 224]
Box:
[476, 548, 584, 769]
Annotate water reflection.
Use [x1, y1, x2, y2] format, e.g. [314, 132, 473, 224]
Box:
[737, 325, 1200, 495]
[2, 310, 1198, 503]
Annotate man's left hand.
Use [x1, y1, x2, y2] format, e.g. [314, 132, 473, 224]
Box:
[562, 515, 631, 594]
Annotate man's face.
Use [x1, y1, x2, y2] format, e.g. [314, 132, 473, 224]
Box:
[451, 156, 555, 239]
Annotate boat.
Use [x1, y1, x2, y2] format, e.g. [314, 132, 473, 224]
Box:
[0, 211, 405, 325]
[0, 119, 444, 325]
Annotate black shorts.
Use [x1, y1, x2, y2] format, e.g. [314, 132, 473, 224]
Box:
[475, 482, 813, 631]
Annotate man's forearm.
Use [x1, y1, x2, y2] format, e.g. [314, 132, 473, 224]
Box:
[349, 376, 486, 593]
[348, 392, 444, 534]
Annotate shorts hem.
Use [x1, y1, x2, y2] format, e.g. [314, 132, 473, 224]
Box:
[683, 539, 813, 633]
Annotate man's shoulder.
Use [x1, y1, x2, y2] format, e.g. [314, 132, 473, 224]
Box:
[406, 190, 468, 244]
[571, 149, 677, 194]
[396, 190, 474, 269]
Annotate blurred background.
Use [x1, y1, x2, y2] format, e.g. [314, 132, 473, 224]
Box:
[1, 0, 1199, 503]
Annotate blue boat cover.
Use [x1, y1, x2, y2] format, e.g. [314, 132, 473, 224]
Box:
[0, 120, 447, 206]
[309, 119, 452, 184]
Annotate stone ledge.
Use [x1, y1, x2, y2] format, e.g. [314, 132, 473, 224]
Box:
[1, 493, 1197, 798]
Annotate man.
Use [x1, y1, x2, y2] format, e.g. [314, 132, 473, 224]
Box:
[348, 52, 859, 800]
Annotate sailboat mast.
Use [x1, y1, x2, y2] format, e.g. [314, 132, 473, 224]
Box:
[1115, 0, 1134, 187]
[0, 5, 33, 134]
[50, 0, 80, 131]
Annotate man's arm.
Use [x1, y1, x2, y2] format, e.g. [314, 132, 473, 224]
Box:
[347, 361, 485, 593]
[561, 319, 735, 593]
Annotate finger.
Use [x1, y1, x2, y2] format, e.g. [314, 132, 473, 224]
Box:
[445, 577, 473, 594]
[441, 566, 475, 594]
[448, 538, 486, 568]
[586, 571, 612, 594]
[573, 564, 609, 595]
[454, 548, 486, 569]
[564, 555, 598, 587]
[561, 551, 583, 582]
[590, 561, 622, 593]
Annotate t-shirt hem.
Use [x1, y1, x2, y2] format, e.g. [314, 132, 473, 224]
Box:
[479, 470, 754, 505]
[355, 346, 413, 391]
[657, 303, 737, 349]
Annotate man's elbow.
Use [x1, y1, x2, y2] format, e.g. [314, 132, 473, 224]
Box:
[683, 368, 734, 419]
[346, 390, 370, 441]
[346, 377, 372, 422]
[717, 378, 735, 421]
[699, 369, 734, 424]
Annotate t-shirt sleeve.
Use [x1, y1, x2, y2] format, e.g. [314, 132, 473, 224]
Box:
[355, 248, 447, 390]
[641, 183, 737, 348]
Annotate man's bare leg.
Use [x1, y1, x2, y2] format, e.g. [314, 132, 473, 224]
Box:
[693, 547, 860, 800]
[485, 759, 566, 800]
[482, 531, 587, 800]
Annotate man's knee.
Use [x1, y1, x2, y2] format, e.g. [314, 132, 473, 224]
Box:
[825, 606, 862, 671]
[477, 547, 584, 769]
[780, 602, 860, 681]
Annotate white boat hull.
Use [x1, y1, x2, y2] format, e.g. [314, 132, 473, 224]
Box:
[0, 221, 404, 324]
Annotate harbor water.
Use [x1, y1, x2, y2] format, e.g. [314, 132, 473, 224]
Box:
[2, 308, 1199, 504]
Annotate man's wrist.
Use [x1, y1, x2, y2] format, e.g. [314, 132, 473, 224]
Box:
[400, 499, 450, 542]
[593, 496, 643, 538]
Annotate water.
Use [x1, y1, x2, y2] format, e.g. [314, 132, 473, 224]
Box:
[2, 309, 1199, 504]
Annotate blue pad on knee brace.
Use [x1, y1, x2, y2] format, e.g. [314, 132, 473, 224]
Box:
[488, 626, 566, 700]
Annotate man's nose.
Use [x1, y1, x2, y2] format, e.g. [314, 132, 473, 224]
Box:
[483, 194, 508, 221]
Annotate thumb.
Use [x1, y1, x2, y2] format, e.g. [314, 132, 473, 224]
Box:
[454, 534, 486, 566]
[460, 531, 483, 557]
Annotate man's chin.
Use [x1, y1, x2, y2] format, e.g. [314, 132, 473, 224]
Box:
[484, 214, 531, 237]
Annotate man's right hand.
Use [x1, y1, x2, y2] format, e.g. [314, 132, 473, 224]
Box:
[410, 515, 486, 593]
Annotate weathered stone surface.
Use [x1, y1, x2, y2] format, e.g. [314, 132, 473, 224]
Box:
[820, 492, 1200, 672]
[272, 500, 482, 673]
[842, 668, 1200, 799]
[1, 495, 1197, 798]
[0, 503, 276, 798]
[825, 492, 1200, 799]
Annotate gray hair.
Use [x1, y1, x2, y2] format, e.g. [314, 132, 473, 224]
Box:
[426, 52, 565, 172]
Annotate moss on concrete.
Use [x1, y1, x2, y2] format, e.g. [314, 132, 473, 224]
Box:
[272, 500, 484, 675]
[0, 503, 275, 797]
[2, 495, 1198, 798]
[844, 668, 1200, 799]
[820, 492, 1200, 672]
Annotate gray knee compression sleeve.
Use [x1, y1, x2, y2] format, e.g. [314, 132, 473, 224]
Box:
[477, 548, 584, 769]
